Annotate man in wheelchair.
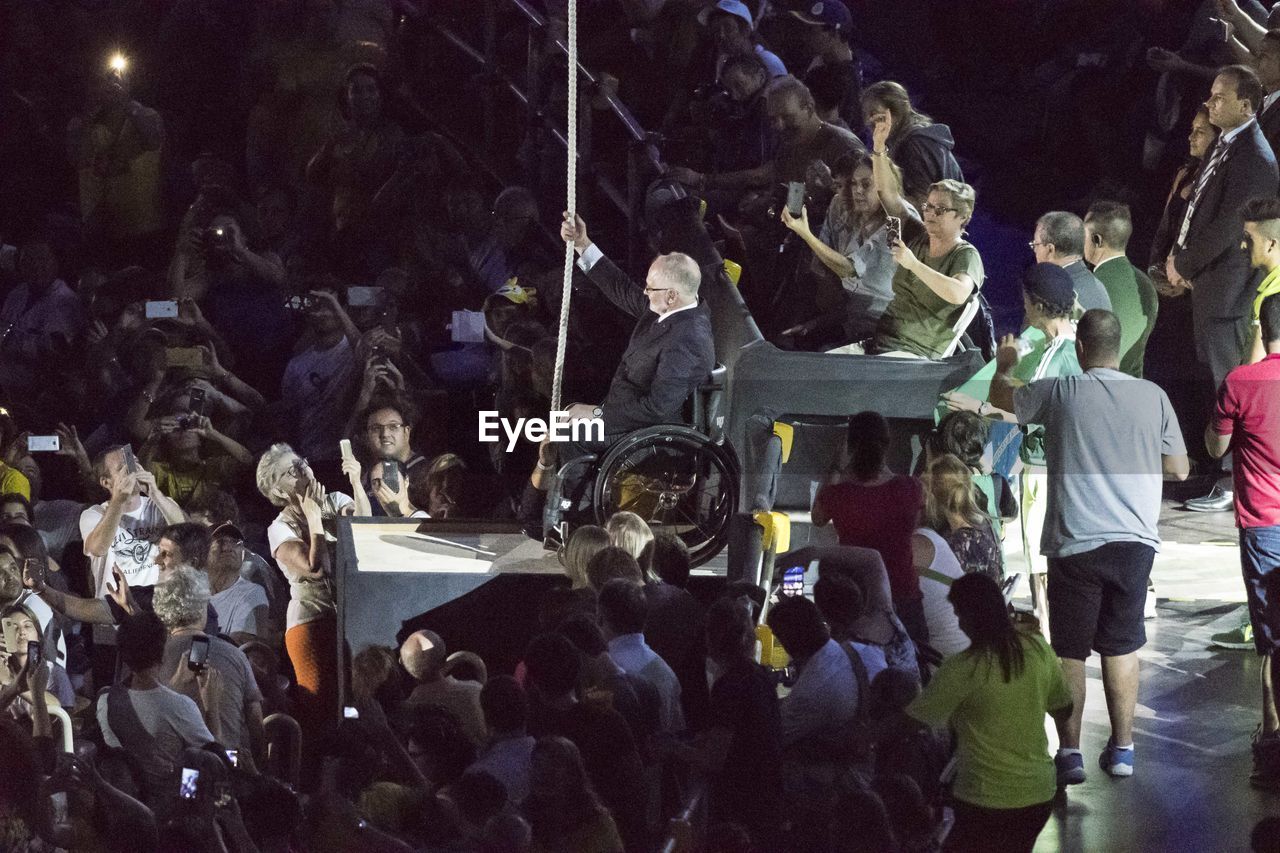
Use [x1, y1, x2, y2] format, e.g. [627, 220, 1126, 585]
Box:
[540, 213, 720, 546]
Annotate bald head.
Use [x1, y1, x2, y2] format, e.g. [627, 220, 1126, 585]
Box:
[400, 629, 447, 682]
[1076, 308, 1122, 369]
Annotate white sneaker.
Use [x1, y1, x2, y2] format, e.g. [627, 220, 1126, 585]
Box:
[1144, 594, 1157, 620]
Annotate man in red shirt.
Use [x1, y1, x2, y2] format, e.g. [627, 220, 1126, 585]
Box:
[1208, 292, 1280, 791]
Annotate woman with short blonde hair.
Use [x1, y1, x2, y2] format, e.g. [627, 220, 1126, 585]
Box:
[923, 454, 1002, 584]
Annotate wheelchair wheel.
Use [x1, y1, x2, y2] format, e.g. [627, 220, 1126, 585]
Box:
[593, 425, 738, 566]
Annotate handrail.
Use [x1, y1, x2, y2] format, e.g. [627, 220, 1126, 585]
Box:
[658, 780, 708, 853]
[49, 705, 74, 753]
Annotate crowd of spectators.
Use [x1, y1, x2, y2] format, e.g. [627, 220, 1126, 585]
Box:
[2, 0, 1280, 851]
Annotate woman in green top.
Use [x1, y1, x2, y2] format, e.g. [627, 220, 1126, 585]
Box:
[867, 113, 983, 359]
[905, 574, 1072, 853]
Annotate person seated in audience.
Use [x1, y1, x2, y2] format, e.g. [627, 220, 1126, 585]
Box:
[903, 574, 1073, 853]
[185, 490, 289, 628]
[670, 596, 783, 841]
[789, 0, 861, 129]
[699, 1, 787, 81]
[814, 571, 917, 678]
[0, 524, 68, 666]
[707, 52, 777, 175]
[465, 186, 554, 296]
[203, 522, 271, 643]
[81, 445, 186, 598]
[523, 736, 625, 853]
[929, 411, 1017, 538]
[400, 628, 488, 746]
[860, 81, 964, 211]
[152, 565, 265, 772]
[522, 632, 646, 847]
[140, 401, 253, 508]
[812, 411, 927, 643]
[766, 595, 867, 752]
[351, 395, 426, 515]
[467, 675, 536, 805]
[96, 611, 215, 805]
[598, 578, 685, 733]
[782, 150, 904, 344]
[847, 106, 982, 358]
[1032, 210, 1112, 313]
[556, 614, 661, 758]
[921, 453, 1003, 583]
[1, 604, 74, 710]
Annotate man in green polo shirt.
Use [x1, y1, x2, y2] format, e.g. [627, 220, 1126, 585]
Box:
[1084, 201, 1157, 378]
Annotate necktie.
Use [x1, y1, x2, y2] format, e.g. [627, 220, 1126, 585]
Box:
[1176, 136, 1231, 249]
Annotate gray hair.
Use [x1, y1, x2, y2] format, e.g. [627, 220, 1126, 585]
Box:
[256, 443, 297, 507]
[152, 564, 210, 629]
[1036, 210, 1085, 257]
[765, 75, 816, 113]
[652, 252, 701, 298]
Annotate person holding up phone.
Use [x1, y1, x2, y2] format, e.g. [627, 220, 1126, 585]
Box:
[79, 445, 186, 597]
[0, 235, 86, 397]
[781, 149, 907, 343]
[0, 603, 75, 709]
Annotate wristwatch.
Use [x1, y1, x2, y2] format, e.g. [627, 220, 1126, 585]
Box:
[978, 401, 993, 418]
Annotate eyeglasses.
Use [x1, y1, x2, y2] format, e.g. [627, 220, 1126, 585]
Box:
[1027, 240, 1051, 250]
[921, 203, 958, 216]
[367, 423, 405, 434]
[643, 287, 673, 294]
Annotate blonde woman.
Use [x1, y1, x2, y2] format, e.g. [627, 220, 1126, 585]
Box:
[922, 454, 1002, 584]
[256, 442, 365, 747]
[605, 512, 659, 582]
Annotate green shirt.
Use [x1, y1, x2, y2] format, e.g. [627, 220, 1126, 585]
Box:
[1093, 256, 1157, 378]
[907, 633, 1071, 809]
[873, 233, 984, 358]
[1254, 264, 1280, 325]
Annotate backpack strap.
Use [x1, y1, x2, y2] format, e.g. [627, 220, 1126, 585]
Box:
[918, 567, 956, 588]
[839, 641, 871, 727]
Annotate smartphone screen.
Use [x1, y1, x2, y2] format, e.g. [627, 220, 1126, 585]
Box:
[179, 768, 199, 799]
[187, 388, 207, 417]
[381, 461, 401, 494]
[225, 750, 239, 768]
[27, 640, 41, 666]
[886, 215, 902, 245]
[144, 300, 179, 319]
[786, 181, 805, 217]
[343, 706, 360, 719]
[187, 636, 210, 672]
[121, 444, 139, 475]
[346, 286, 384, 307]
[782, 566, 804, 597]
[27, 435, 60, 452]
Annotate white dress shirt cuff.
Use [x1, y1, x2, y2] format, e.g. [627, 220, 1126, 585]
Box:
[577, 243, 603, 272]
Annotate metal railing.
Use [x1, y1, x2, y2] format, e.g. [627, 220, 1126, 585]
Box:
[409, 0, 662, 271]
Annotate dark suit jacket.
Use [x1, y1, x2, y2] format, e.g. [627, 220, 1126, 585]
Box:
[584, 253, 715, 435]
[1173, 120, 1279, 334]
[1260, 97, 1280, 158]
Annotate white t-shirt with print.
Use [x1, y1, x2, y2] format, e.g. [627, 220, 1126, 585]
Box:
[80, 496, 167, 597]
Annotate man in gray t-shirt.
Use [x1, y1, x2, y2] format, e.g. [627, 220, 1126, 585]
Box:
[1010, 310, 1189, 786]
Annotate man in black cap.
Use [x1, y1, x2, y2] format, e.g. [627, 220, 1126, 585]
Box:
[206, 522, 271, 642]
[789, 1, 861, 129]
[942, 263, 1083, 632]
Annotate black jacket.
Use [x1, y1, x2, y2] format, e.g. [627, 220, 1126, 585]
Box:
[583, 253, 715, 435]
[1260, 96, 1280, 158]
[1173, 119, 1279, 329]
[893, 123, 964, 204]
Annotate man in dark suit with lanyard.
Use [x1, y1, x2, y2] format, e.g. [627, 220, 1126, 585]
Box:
[1165, 64, 1279, 511]
[1257, 31, 1280, 155]
[557, 212, 715, 444]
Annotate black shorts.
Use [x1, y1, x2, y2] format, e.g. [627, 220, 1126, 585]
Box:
[1241, 526, 1280, 656]
[1047, 542, 1155, 660]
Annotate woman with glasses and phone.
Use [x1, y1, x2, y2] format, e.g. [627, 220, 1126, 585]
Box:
[863, 111, 983, 359]
[255, 442, 360, 755]
[0, 524, 69, 671]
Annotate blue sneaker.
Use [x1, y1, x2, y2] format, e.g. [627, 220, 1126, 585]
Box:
[1099, 738, 1134, 777]
[1055, 751, 1086, 786]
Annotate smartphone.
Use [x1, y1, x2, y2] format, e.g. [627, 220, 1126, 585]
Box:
[380, 303, 398, 335]
[179, 767, 200, 800]
[144, 300, 179, 319]
[165, 347, 204, 369]
[27, 435, 60, 452]
[27, 640, 41, 666]
[23, 558, 46, 591]
[1208, 16, 1230, 43]
[121, 444, 139, 475]
[450, 310, 486, 343]
[343, 706, 360, 720]
[346, 286, 384, 307]
[339, 438, 355, 463]
[187, 635, 210, 673]
[381, 461, 401, 494]
[187, 387, 207, 418]
[786, 181, 806, 217]
[225, 749, 239, 768]
[782, 565, 805, 597]
[886, 215, 902, 246]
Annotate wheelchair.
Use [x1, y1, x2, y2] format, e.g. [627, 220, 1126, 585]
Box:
[544, 364, 739, 566]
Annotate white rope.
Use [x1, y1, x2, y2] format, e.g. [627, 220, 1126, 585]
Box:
[550, 0, 578, 415]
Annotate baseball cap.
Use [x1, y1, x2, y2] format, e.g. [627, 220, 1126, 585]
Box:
[699, 0, 754, 29]
[789, 0, 853, 32]
[210, 522, 245, 543]
[1022, 263, 1075, 307]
